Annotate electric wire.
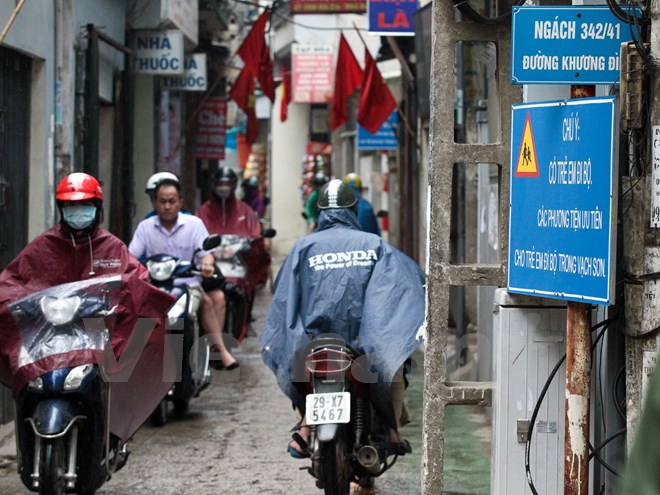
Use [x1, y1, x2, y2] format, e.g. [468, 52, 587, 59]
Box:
[452, 0, 526, 24]
[525, 319, 615, 495]
[589, 428, 627, 462]
[612, 366, 627, 420]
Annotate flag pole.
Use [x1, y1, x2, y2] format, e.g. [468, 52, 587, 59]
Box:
[351, 22, 417, 142]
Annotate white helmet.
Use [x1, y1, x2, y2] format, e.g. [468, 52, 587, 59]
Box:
[145, 171, 179, 195]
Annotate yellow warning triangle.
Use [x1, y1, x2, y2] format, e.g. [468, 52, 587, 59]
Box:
[515, 113, 539, 178]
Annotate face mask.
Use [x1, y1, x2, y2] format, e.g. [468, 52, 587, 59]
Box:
[215, 185, 233, 200]
[63, 205, 97, 230]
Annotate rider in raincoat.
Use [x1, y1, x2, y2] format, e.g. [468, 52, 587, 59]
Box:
[261, 179, 426, 448]
[196, 166, 271, 291]
[0, 173, 174, 441]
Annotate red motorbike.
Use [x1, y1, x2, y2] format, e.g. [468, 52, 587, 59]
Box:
[301, 336, 410, 495]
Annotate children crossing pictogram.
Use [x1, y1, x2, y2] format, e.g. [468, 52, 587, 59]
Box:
[515, 112, 540, 178]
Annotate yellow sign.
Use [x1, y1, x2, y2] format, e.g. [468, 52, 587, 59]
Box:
[515, 113, 539, 178]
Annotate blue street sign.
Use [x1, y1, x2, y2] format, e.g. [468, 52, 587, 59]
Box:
[357, 111, 398, 150]
[507, 96, 617, 305]
[368, 0, 417, 36]
[511, 6, 638, 85]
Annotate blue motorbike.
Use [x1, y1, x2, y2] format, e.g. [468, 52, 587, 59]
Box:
[8, 276, 139, 494]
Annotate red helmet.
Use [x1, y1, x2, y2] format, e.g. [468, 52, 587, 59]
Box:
[56, 173, 103, 201]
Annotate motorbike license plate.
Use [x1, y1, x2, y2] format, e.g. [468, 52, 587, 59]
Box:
[305, 392, 351, 425]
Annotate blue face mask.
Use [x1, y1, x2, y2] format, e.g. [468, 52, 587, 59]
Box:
[63, 205, 97, 230]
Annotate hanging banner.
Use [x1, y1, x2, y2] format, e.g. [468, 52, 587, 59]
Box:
[158, 91, 182, 174]
[290, 0, 366, 14]
[195, 98, 228, 160]
[134, 30, 184, 75]
[292, 44, 334, 103]
[368, 0, 417, 36]
[162, 54, 207, 91]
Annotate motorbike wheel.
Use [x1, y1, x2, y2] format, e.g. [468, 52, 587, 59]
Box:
[319, 426, 351, 495]
[150, 400, 168, 427]
[38, 438, 66, 495]
[172, 399, 189, 417]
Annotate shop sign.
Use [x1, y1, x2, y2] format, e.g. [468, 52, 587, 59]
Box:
[135, 30, 184, 75]
[357, 110, 398, 150]
[368, 0, 417, 36]
[290, 0, 366, 14]
[162, 54, 207, 91]
[292, 44, 334, 103]
[195, 98, 227, 160]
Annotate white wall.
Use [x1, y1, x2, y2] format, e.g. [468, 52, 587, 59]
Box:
[132, 75, 157, 224]
[270, 90, 309, 260]
[29, 60, 53, 240]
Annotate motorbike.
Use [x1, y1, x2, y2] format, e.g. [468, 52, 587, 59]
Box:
[7, 274, 170, 494]
[145, 234, 222, 426]
[301, 336, 410, 495]
[213, 227, 276, 343]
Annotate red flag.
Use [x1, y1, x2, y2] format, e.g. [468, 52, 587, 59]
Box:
[229, 67, 258, 144]
[236, 10, 275, 102]
[357, 49, 397, 134]
[330, 34, 363, 131]
[280, 67, 292, 122]
[258, 42, 275, 102]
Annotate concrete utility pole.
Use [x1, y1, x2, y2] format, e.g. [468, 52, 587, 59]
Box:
[623, 0, 660, 453]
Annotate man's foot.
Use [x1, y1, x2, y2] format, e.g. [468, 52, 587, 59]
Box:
[287, 426, 310, 459]
[386, 428, 412, 454]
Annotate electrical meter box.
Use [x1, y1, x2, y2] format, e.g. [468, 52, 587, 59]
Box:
[491, 288, 566, 494]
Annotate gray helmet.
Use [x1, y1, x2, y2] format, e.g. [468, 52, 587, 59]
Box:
[318, 179, 357, 209]
[213, 166, 239, 184]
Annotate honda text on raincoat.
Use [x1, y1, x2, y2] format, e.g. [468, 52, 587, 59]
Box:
[261, 208, 426, 427]
[0, 224, 175, 441]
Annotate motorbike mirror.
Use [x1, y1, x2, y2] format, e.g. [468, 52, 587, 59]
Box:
[262, 228, 276, 239]
[203, 234, 222, 250]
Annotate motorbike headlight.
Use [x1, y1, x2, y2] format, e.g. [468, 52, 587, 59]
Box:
[28, 377, 43, 391]
[40, 295, 82, 325]
[147, 259, 177, 281]
[167, 293, 188, 326]
[64, 364, 94, 390]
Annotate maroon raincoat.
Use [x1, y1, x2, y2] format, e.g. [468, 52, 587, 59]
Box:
[0, 224, 175, 441]
[196, 195, 271, 290]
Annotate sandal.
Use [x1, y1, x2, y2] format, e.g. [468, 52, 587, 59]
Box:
[287, 431, 311, 459]
[209, 345, 239, 371]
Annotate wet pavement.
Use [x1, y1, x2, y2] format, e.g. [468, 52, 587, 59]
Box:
[0, 285, 441, 494]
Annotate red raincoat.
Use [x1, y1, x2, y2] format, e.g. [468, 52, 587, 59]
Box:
[0, 224, 175, 441]
[196, 195, 271, 290]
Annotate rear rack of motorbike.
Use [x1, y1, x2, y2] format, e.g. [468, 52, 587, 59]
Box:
[305, 346, 353, 374]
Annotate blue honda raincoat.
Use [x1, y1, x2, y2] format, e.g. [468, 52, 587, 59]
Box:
[261, 207, 425, 426]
